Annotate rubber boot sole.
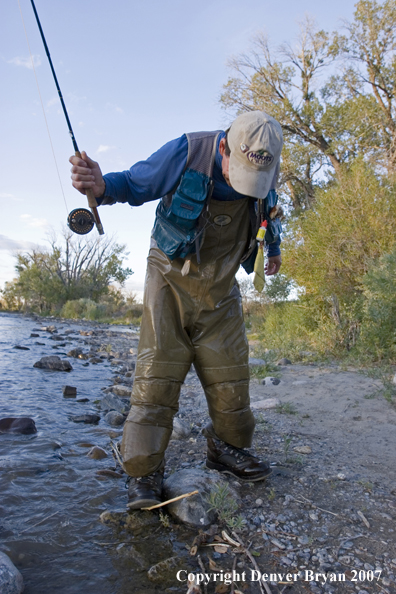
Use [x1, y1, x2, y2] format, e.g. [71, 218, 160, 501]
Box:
[127, 497, 162, 510]
[206, 459, 272, 482]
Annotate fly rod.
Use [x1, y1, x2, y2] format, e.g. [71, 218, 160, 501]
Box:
[29, 0, 104, 235]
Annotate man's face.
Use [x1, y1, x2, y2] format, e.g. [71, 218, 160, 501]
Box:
[219, 138, 231, 186]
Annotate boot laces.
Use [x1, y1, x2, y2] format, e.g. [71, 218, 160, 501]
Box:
[223, 444, 254, 462]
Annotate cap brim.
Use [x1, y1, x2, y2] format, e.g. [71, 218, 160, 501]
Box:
[229, 156, 277, 199]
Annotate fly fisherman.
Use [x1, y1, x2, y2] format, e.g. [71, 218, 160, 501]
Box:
[70, 111, 283, 509]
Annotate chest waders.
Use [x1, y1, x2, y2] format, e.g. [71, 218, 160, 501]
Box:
[121, 133, 256, 478]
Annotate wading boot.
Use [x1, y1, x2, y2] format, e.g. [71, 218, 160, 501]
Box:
[202, 424, 271, 482]
[126, 461, 164, 510]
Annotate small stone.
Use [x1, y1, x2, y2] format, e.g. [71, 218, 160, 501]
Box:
[76, 398, 89, 403]
[62, 385, 77, 398]
[276, 358, 292, 365]
[251, 398, 280, 410]
[13, 345, 30, 350]
[170, 418, 191, 440]
[147, 557, 179, 582]
[0, 551, 24, 594]
[261, 377, 281, 386]
[67, 348, 84, 358]
[30, 333, 40, 337]
[337, 473, 347, 481]
[87, 446, 108, 460]
[70, 414, 100, 424]
[293, 446, 312, 454]
[255, 498, 263, 506]
[249, 358, 266, 366]
[309, 512, 319, 521]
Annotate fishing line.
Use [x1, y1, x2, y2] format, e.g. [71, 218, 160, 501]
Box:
[17, 0, 104, 235]
[17, 0, 69, 216]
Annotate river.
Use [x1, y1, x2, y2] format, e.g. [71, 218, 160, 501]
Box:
[0, 312, 185, 594]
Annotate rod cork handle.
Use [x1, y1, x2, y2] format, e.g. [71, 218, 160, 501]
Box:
[75, 150, 105, 235]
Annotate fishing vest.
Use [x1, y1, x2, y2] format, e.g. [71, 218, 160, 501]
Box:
[151, 131, 281, 273]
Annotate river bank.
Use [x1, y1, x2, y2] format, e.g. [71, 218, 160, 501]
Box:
[0, 312, 395, 594]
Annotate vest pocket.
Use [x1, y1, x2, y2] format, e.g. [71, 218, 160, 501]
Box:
[169, 169, 210, 229]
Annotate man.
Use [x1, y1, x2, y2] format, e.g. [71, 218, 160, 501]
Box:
[70, 110, 283, 509]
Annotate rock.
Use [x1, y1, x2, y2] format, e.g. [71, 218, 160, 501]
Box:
[276, 358, 292, 365]
[0, 417, 37, 435]
[13, 345, 30, 350]
[62, 386, 77, 398]
[163, 469, 238, 528]
[42, 325, 57, 333]
[104, 411, 125, 427]
[89, 357, 102, 364]
[78, 353, 90, 360]
[70, 414, 100, 424]
[392, 373, 396, 385]
[293, 446, 312, 454]
[147, 556, 179, 582]
[101, 393, 130, 414]
[76, 398, 89, 403]
[87, 446, 108, 460]
[249, 358, 266, 366]
[0, 552, 24, 594]
[251, 398, 280, 410]
[100, 510, 159, 531]
[33, 356, 72, 372]
[111, 385, 132, 398]
[67, 348, 84, 358]
[30, 333, 39, 337]
[170, 418, 191, 440]
[261, 376, 281, 386]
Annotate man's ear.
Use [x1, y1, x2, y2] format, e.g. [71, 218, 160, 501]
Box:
[219, 137, 226, 156]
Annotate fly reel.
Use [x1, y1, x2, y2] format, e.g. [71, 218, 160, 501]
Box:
[67, 208, 95, 235]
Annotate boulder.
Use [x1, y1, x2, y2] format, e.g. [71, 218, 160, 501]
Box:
[104, 411, 125, 427]
[0, 551, 24, 594]
[0, 418, 37, 435]
[163, 468, 239, 528]
[111, 385, 132, 399]
[87, 446, 108, 460]
[33, 356, 72, 372]
[101, 394, 130, 414]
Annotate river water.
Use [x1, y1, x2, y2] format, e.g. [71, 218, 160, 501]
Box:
[0, 312, 185, 594]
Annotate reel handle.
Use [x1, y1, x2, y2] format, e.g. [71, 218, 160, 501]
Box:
[75, 150, 105, 235]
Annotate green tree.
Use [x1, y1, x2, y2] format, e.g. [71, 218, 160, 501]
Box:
[2, 230, 133, 313]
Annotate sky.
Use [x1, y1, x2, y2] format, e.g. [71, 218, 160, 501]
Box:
[1, 0, 358, 300]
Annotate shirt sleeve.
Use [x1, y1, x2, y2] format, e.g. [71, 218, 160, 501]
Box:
[98, 135, 189, 206]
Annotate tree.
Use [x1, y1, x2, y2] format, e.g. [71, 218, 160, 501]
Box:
[334, 0, 396, 171]
[220, 1, 396, 208]
[2, 230, 133, 313]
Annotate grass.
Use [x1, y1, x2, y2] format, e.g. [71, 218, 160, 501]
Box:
[206, 483, 245, 530]
[275, 402, 298, 415]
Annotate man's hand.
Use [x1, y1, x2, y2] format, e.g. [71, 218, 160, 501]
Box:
[265, 254, 282, 276]
[69, 151, 105, 198]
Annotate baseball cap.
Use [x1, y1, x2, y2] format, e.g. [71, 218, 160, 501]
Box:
[227, 111, 283, 199]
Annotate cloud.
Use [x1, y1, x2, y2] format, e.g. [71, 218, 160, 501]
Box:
[20, 214, 49, 228]
[8, 55, 41, 70]
[97, 145, 115, 154]
[0, 193, 14, 199]
[106, 102, 124, 115]
[0, 235, 38, 252]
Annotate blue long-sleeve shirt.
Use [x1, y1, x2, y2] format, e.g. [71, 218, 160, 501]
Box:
[100, 132, 281, 257]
